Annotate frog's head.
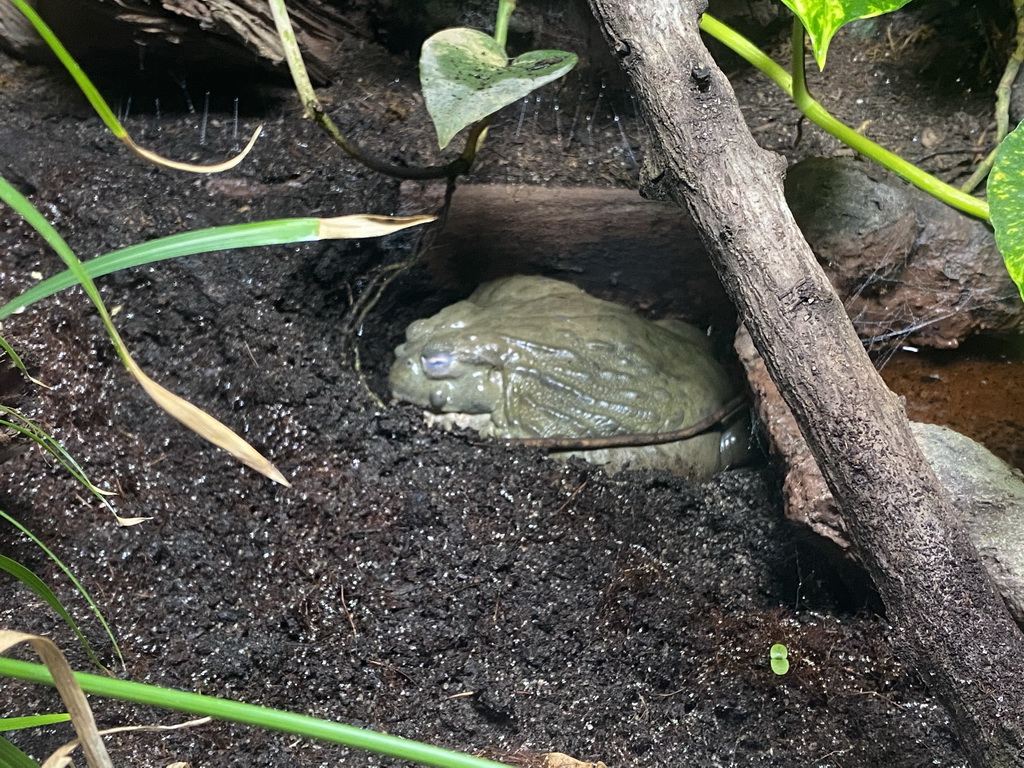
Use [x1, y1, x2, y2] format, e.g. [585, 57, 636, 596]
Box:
[390, 316, 507, 416]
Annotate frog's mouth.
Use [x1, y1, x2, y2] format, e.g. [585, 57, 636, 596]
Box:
[423, 370, 504, 415]
[389, 353, 504, 416]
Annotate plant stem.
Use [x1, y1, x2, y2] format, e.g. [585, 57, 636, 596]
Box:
[699, 14, 793, 95]
[962, 0, 1024, 193]
[266, 0, 482, 180]
[698, 14, 990, 221]
[0, 658, 512, 768]
[995, 1, 1024, 145]
[267, 0, 318, 119]
[494, 0, 516, 48]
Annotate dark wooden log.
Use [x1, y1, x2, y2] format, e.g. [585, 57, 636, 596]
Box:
[0, 0, 355, 81]
[585, 1, 1024, 764]
[399, 181, 733, 328]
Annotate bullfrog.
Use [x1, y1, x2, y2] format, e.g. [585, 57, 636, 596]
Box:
[389, 275, 749, 481]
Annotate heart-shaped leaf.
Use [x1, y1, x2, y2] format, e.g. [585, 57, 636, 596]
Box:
[420, 27, 577, 148]
[989, 121, 1024, 303]
[780, 0, 915, 70]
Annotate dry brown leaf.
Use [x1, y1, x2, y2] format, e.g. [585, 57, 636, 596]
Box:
[124, 126, 262, 173]
[318, 213, 436, 238]
[114, 514, 153, 527]
[123, 355, 290, 486]
[542, 753, 610, 768]
[0, 630, 114, 768]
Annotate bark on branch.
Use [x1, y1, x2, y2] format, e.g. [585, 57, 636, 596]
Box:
[584, 1, 1024, 764]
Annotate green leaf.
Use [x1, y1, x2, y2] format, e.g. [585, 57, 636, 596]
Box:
[770, 643, 790, 675]
[0, 554, 109, 672]
[990, 122, 1024, 303]
[420, 27, 576, 148]
[0, 714, 71, 731]
[779, 0, 915, 69]
[1, 511, 122, 670]
[0, 735, 41, 768]
[0, 215, 431, 320]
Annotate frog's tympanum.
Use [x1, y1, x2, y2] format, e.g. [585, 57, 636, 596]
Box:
[390, 275, 748, 480]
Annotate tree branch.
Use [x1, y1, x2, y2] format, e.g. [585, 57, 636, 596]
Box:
[584, 1, 1024, 764]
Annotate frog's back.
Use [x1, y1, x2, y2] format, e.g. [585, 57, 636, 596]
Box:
[460, 276, 736, 438]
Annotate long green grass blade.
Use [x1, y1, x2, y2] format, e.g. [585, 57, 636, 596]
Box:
[6, 0, 122, 137]
[0, 409, 115, 505]
[0, 512, 122, 669]
[0, 218, 319, 320]
[0, 658, 511, 768]
[0, 174, 298, 485]
[0, 714, 71, 731]
[0, 735, 41, 768]
[0, 556, 97, 666]
[0, 176, 126, 369]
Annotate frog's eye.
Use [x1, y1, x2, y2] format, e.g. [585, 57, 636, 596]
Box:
[421, 352, 454, 377]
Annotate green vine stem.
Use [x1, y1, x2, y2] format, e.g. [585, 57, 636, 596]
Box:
[698, 14, 990, 222]
[962, 0, 1024, 193]
[494, 0, 516, 48]
[267, 0, 482, 180]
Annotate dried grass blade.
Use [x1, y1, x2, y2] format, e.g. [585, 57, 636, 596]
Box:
[7, 0, 260, 173]
[318, 214, 436, 238]
[46, 717, 211, 767]
[123, 356, 290, 487]
[0, 631, 113, 768]
[124, 128, 262, 173]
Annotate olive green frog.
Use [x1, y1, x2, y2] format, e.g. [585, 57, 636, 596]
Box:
[389, 275, 749, 481]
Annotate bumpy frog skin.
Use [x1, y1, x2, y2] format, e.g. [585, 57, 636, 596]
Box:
[390, 275, 748, 481]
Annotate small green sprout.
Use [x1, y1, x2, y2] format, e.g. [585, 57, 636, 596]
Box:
[770, 643, 790, 676]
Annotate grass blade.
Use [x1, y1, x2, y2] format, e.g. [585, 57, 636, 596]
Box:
[0, 633, 114, 768]
[0, 655, 512, 768]
[0, 555, 107, 673]
[1, 408, 116, 500]
[0, 511, 122, 669]
[0, 715, 71, 731]
[123, 354, 291, 486]
[0, 735, 41, 768]
[0, 214, 433, 320]
[0, 338, 46, 388]
[0, 173, 288, 485]
[6, 0, 260, 173]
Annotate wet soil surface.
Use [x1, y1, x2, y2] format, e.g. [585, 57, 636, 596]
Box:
[880, 339, 1024, 472]
[1, 2, 1019, 765]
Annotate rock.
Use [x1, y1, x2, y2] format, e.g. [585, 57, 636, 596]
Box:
[402, 159, 1022, 351]
[736, 326, 1024, 625]
[397, 181, 734, 330]
[785, 157, 1024, 348]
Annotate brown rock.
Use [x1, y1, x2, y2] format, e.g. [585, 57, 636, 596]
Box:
[737, 326, 1024, 625]
[786, 157, 1024, 348]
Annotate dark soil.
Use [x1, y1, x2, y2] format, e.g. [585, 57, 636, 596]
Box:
[1, 1, 1017, 765]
